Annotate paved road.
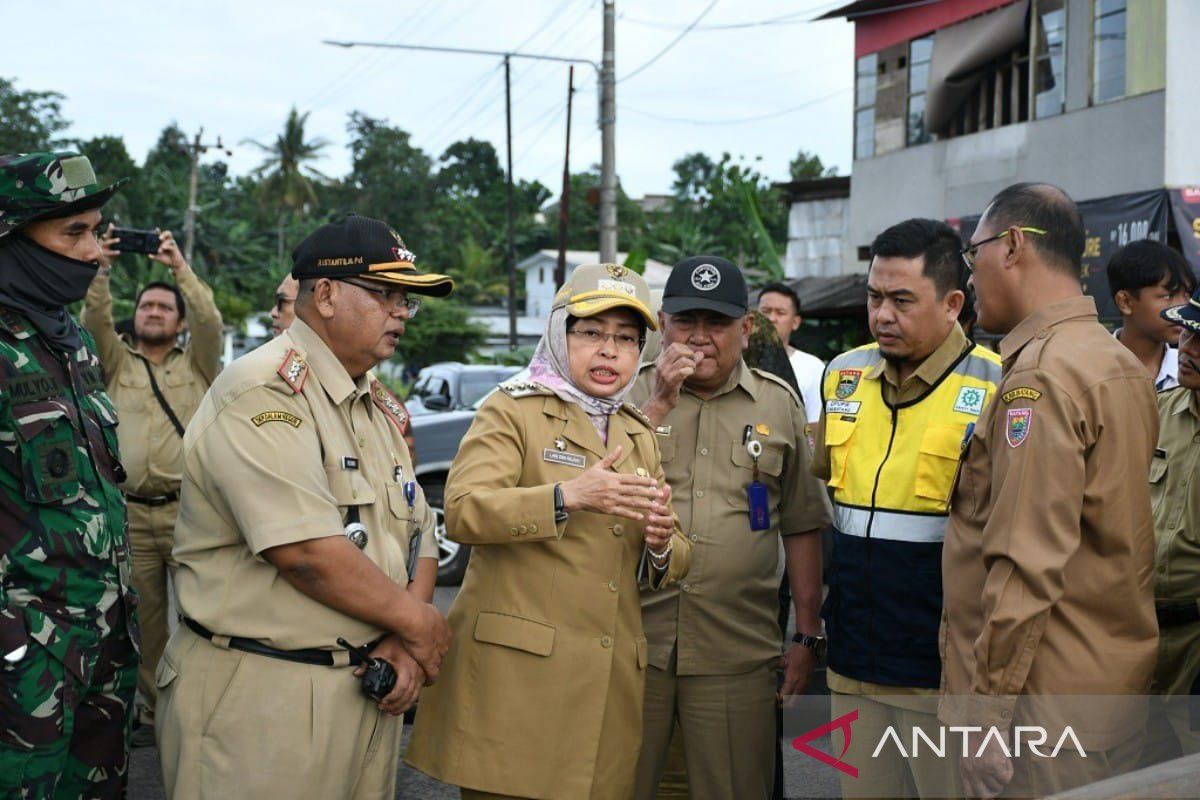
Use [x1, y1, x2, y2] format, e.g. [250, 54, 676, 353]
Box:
[128, 586, 841, 799]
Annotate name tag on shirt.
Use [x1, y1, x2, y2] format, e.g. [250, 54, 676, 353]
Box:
[543, 449, 587, 469]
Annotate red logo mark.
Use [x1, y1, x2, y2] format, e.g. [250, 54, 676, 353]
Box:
[791, 709, 859, 778]
[1181, 187, 1200, 203]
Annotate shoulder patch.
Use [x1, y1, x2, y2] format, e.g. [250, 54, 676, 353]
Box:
[749, 367, 801, 408]
[499, 379, 553, 398]
[0, 306, 30, 339]
[277, 349, 308, 394]
[370, 379, 409, 433]
[1001, 387, 1042, 403]
[251, 410, 303, 428]
[621, 402, 654, 430]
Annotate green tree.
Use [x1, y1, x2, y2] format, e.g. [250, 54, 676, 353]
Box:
[245, 108, 329, 266]
[0, 77, 69, 153]
[391, 297, 488, 370]
[789, 149, 838, 181]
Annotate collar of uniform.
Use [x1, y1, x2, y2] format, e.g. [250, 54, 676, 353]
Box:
[1187, 389, 1200, 420]
[867, 323, 968, 391]
[999, 295, 1097, 364]
[285, 318, 368, 404]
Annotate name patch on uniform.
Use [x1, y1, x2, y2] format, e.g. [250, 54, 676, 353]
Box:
[1006, 408, 1032, 447]
[8, 373, 60, 403]
[251, 411, 303, 428]
[835, 370, 862, 399]
[1002, 387, 1042, 403]
[543, 449, 587, 469]
[654, 425, 672, 436]
[953, 386, 987, 416]
[826, 400, 861, 415]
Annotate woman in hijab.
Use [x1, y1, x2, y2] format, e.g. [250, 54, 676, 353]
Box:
[407, 263, 691, 800]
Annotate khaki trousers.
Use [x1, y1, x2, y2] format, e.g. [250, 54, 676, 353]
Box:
[156, 624, 402, 800]
[635, 661, 776, 800]
[1142, 620, 1200, 766]
[829, 690, 962, 799]
[1002, 733, 1142, 799]
[128, 498, 179, 723]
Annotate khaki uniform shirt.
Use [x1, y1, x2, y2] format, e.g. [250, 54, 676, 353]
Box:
[940, 297, 1159, 738]
[81, 269, 224, 495]
[816, 324, 970, 701]
[629, 360, 831, 676]
[1150, 387, 1200, 601]
[173, 318, 436, 651]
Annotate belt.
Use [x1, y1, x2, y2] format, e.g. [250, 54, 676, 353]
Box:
[183, 617, 339, 666]
[125, 490, 180, 506]
[1156, 601, 1200, 629]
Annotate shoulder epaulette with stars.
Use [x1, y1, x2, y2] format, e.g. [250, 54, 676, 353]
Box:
[621, 402, 654, 430]
[371, 378, 409, 433]
[277, 348, 308, 394]
[499, 379, 552, 398]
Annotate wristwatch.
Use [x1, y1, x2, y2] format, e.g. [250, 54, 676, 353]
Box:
[792, 632, 827, 660]
[553, 483, 568, 523]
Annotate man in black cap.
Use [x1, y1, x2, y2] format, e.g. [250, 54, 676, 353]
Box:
[156, 214, 452, 799]
[628, 256, 831, 800]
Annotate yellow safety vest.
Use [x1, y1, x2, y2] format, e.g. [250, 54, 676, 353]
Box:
[823, 343, 1002, 542]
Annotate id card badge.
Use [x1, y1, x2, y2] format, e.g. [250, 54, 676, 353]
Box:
[747, 481, 771, 531]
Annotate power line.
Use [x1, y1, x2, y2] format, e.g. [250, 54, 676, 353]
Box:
[513, 0, 576, 51]
[621, 86, 849, 125]
[619, 0, 844, 31]
[618, 0, 719, 84]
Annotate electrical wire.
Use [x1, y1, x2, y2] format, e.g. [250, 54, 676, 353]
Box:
[618, 0, 719, 84]
[621, 86, 849, 125]
[619, 0, 845, 31]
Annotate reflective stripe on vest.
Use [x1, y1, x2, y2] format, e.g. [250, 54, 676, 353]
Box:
[832, 505, 947, 543]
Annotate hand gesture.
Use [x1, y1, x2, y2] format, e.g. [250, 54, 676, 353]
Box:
[959, 728, 1014, 799]
[97, 223, 120, 272]
[653, 343, 703, 408]
[643, 483, 674, 554]
[148, 229, 190, 274]
[360, 635, 426, 715]
[778, 643, 815, 706]
[400, 601, 451, 683]
[560, 445, 659, 521]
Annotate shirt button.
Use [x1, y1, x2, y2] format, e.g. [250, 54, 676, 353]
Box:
[519, 525, 528, 535]
[529, 523, 538, 534]
[510, 527, 519, 537]
[612, 524, 624, 536]
[690, 534, 698, 542]
[700, 447, 709, 456]
[695, 490, 704, 498]
[601, 636, 613, 648]
[351, 490, 358, 499]
[681, 582, 690, 592]
[357, 436, 366, 447]
[608, 580, 618, 592]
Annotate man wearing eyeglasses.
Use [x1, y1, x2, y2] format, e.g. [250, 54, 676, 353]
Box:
[941, 183, 1159, 798]
[270, 274, 300, 336]
[156, 214, 452, 799]
[81, 223, 224, 746]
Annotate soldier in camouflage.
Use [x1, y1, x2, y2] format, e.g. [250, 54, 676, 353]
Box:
[0, 151, 138, 799]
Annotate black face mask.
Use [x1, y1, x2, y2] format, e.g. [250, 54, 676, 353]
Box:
[0, 233, 98, 350]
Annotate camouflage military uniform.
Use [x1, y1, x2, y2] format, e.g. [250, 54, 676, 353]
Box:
[0, 152, 138, 798]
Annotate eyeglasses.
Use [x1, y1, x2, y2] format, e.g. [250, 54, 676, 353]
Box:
[335, 278, 420, 316]
[567, 327, 644, 353]
[274, 294, 296, 311]
[960, 227, 1048, 272]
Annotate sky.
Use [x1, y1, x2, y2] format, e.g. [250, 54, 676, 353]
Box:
[7, 0, 855, 200]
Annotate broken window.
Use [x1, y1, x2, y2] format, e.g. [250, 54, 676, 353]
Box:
[1034, 0, 1067, 118]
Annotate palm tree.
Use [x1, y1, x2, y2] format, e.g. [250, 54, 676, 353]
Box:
[244, 108, 329, 264]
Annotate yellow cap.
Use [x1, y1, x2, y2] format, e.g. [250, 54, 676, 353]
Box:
[552, 263, 657, 330]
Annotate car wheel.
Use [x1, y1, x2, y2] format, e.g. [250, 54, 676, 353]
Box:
[423, 477, 470, 586]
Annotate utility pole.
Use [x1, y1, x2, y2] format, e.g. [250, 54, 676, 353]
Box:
[179, 129, 231, 265]
[555, 66, 575, 289]
[504, 55, 517, 351]
[598, 0, 617, 263]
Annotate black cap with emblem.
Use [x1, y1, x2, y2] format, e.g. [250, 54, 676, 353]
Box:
[291, 214, 454, 297]
[661, 255, 748, 318]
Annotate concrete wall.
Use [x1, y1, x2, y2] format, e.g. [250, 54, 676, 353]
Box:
[1164, 0, 1200, 188]
[846, 90, 1166, 264]
[785, 197, 851, 279]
